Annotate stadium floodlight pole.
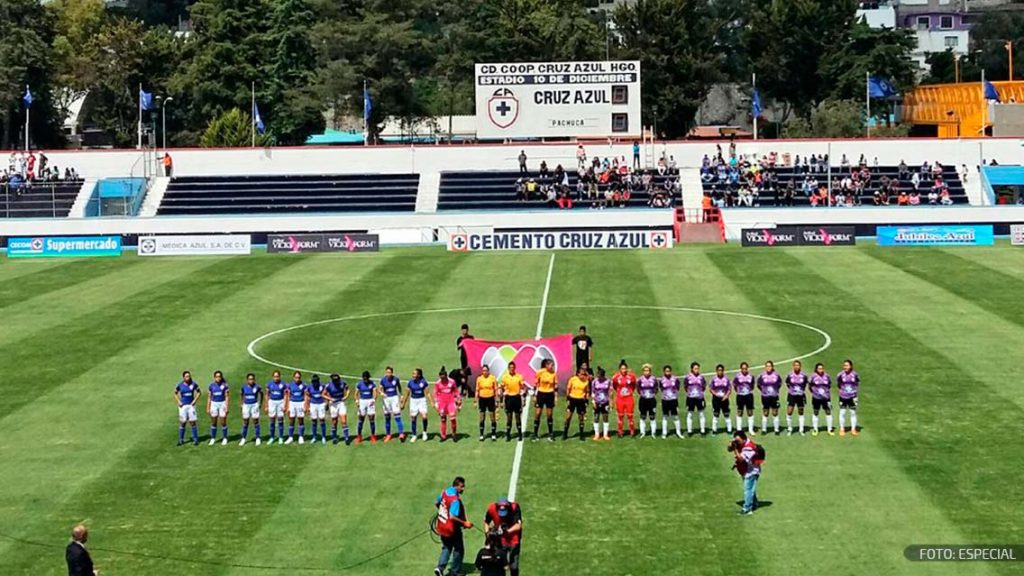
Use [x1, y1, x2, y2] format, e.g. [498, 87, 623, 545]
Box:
[138, 82, 143, 150]
[162, 97, 173, 151]
[251, 81, 256, 148]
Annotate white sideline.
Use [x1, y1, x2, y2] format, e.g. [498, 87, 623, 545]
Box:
[508, 252, 555, 501]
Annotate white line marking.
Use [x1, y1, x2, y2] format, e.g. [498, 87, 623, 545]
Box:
[508, 254, 554, 500]
[246, 304, 832, 380]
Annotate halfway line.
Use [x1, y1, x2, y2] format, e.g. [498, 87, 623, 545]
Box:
[509, 252, 555, 500]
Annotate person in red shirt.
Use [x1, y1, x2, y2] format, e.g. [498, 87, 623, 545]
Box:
[435, 476, 473, 576]
[611, 359, 637, 437]
[484, 497, 523, 576]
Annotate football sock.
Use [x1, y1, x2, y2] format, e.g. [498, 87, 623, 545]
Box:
[686, 412, 693, 433]
[616, 415, 623, 435]
[411, 418, 418, 435]
[839, 408, 846, 431]
[725, 414, 733, 433]
[826, 414, 833, 432]
[278, 421, 284, 437]
[639, 420, 646, 435]
[627, 415, 635, 434]
[385, 416, 392, 436]
[423, 418, 429, 435]
[547, 416, 554, 436]
[699, 412, 706, 433]
[748, 415, 755, 432]
[222, 426, 229, 440]
[331, 425, 338, 441]
[711, 416, 718, 433]
[490, 421, 496, 436]
[369, 420, 376, 436]
[533, 418, 541, 436]
[736, 415, 743, 431]
[761, 415, 768, 432]
[210, 425, 216, 439]
[396, 416, 405, 435]
[786, 415, 793, 430]
[357, 420, 364, 436]
[798, 414, 805, 433]
[851, 410, 858, 432]
[603, 422, 610, 436]
[191, 425, 198, 442]
[242, 423, 249, 439]
[343, 425, 350, 441]
[593, 422, 599, 435]
[451, 419, 458, 436]
[674, 416, 681, 436]
[480, 421, 485, 436]
[772, 416, 779, 432]
[254, 422, 261, 438]
[178, 426, 185, 443]
[812, 414, 819, 430]
[299, 423, 304, 438]
[321, 421, 327, 438]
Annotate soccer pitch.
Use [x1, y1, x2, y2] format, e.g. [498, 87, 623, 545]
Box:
[1, 244, 1022, 576]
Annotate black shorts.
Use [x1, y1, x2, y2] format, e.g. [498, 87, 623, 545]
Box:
[661, 399, 679, 416]
[685, 397, 705, 411]
[761, 396, 780, 410]
[812, 397, 832, 411]
[593, 403, 610, 415]
[568, 398, 587, 414]
[504, 395, 522, 414]
[536, 391, 555, 409]
[839, 396, 858, 409]
[639, 397, 657, 418]
[711, 396, 731, 414]
[736, 394, 754, 411]
[787, 394, 806, 408]
[479, 397, 496, 413]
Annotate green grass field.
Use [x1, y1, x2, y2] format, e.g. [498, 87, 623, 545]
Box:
[1, 244, 1022, 576]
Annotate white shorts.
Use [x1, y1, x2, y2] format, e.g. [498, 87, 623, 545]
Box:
[242, 403, 260, 419]
[409, 397, 428, 416]
[358, 398, 376, 417]
[309, 403, 326, 419]
[178, 404, 197, 423]
[330, 401, 348, 418]
[209, 401, 227, 418]
[288, 402, 306, 418]
[268, 400, 285, 418]
[383, 396, 401, 415]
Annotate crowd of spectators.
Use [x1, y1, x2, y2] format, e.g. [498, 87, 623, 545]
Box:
[701, 147, 957, 208]
[514, 145, 679, 209]
[2, 151, 80, 196]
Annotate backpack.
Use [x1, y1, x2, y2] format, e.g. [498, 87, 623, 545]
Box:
[755, 443, 766, 461]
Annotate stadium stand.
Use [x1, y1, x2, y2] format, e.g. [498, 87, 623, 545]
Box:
[437, 167, 680, 210]
[157, 173, 419, 215]
[1, 180, 84, 218]
[700, 153, 967, 208]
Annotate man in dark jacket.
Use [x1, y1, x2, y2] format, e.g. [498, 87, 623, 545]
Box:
[66, 524, 96, 576]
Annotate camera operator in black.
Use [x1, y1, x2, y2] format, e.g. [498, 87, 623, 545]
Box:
[484, 497, 523, 576]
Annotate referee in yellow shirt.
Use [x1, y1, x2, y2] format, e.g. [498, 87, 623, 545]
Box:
[500, 362, 525, 442]
[475, 365, 499, 441]
[532, 359, 558, 442]
[564, 367, 591, 441]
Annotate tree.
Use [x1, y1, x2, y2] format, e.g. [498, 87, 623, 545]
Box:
[264, 0, 323, 145]
[783, 99, 863, 138]
[200, 107, 269, 147]
[48, 0, 106, 113]
[743, 0, 859, 119]
[968, 11, 1024, 82]
[0, 0, 61, 149]
[923, 50, 981, 85]
[614, 0, 723, 138]
[819, 21, 917, 102]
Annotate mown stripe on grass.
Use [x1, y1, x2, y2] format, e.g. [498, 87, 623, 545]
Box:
[709, 248, 1018, 575]
[0, 257, 222, 348]
[0, 254, 396, 575]
[865, 247, 1024, 331]
[221, 252, 514, 574]
[0, 256, 141, 308]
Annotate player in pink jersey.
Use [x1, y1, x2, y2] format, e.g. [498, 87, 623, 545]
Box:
[658, 365, 683, 438]
[434, 367, 462, 442]
[590, 367, 613, 441]
[709, 364, 733, 435]
[637, 364, 659, 438]
[683, 362, 707, 436]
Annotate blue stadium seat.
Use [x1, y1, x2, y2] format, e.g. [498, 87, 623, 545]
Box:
[438, 170, 677, 210]
[1, 180, 84, 218]
[157, 173, 419, 215]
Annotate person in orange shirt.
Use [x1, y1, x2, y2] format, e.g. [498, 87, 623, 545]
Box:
[563, 367, 590, 441]
[475, 365, 498, 441]
[532, 359, 558, 442]
[162, 153, 173, 177]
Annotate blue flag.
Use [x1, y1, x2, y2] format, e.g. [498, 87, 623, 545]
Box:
[752, 88, 762, 118]
[984, 80, 1000, 102]
[868, 77, 897, 99]
[23, 86, 33, 108]
[363, 85, 372, 123]
[139, 88, 154, 111]
[253, 102, 266, 135]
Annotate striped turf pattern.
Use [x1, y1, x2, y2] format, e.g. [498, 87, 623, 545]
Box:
[0, 245, 1021, 576]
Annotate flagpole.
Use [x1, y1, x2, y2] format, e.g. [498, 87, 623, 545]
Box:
[363, 79, 368, 147]
[137, 83, 143, 149]
[866, 72, 871, 138]
[251, 81, 256, 148]
[24, 86, 30, 152]
[752, 73, 758, 141]
[982, 69, 987, 137]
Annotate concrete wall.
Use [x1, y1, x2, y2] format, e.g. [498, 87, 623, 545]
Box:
[991, 105, 1024, 137]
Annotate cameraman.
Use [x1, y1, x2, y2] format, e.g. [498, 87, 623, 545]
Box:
[730, 430, 762, 516]
[484, 497, 522, 576]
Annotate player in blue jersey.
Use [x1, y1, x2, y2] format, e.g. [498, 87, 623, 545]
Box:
[379, 366, 406, 442]
[355, 371, 378, 444]
[265, 370, 287, 444]
[402, 368, 432, 443]
[207, 370, 230, 446]
[239, 373, 262, 446]
[284, 371, 308, 445]
[325, 373, 351, 445]
[174, 371, 201, 446]
[307, 374, 328, 444]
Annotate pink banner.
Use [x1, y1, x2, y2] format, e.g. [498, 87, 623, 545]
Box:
[461, 334, 574, 390]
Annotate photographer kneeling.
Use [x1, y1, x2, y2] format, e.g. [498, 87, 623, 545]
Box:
[479, 497, 522, 576]
[729, 430, 764, 516]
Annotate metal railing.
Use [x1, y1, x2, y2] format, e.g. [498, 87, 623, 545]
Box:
[2, 182, 67, 219]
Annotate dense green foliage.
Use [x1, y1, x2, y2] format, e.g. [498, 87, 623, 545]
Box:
[4, 0, 925, 146]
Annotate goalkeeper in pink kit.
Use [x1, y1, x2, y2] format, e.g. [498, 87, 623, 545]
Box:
[435, 367, 462, 442]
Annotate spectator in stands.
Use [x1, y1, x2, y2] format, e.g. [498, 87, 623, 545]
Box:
[656, 156, 666, 176]
[927, 189, 938, 205]
[920, 161, 930, 176]
[834, 190, 846, 207]
[940, 188, 953, 205]
[525, 177, 538, 200]
[576, 145, 587, 169]
[898, 160, 909, 181]
[632, 141, 641, 170]
[873, 156, 879, 168]
[518, 150, 527, 173]
[911, 171, 920, 190]
[961, 164, 969, 183]
[650, 188, 670, 208]
[908, 190, 921, 206]
[668, 156, 677, 174]
[539, 161, 549, 179]
[544, 184, 557, 206]
[840, 154, 850, 170]
[163, 153, 174, 177]
[873, 190, 883, 206]
[554, 164, 565, 187]
[575, 179, 587, 202]
[897, 190, 909, 205]
[514, 178, 526, 201]
[556, 185, 573, 209]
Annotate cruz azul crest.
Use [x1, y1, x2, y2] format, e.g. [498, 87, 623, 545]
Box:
[487, 88, 520, 129]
